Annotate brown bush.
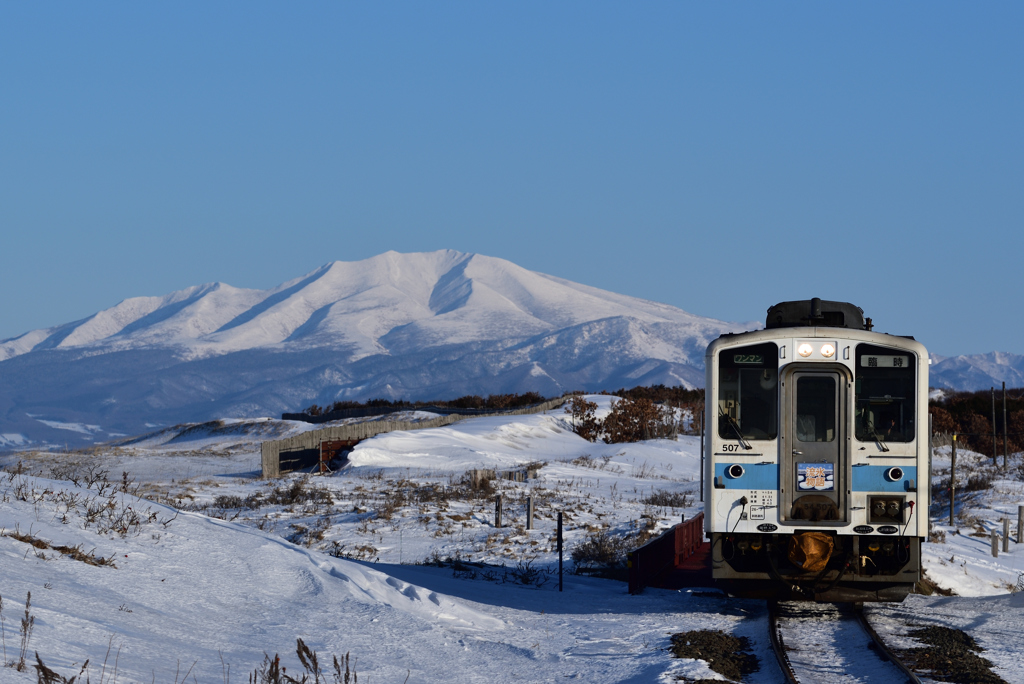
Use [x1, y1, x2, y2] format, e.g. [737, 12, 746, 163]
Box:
[958, 413, 993, 455]
[930, 406, 957, 435]
[565, 396, 601, 442]
[602, 397, 676, 443]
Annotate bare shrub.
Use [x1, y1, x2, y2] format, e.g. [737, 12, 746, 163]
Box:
[212, 493, 263, 510]
[642, 489, 692, 508]
[507, 559, 546, 586]
[251, 638, 358, 684]
[964, 471, 995, 492]
[288, 516, 331, 547]
[34, 653, 88, 684]
[630, 461, 659, 479]
[262, 478, 333, 508]
[16, 591, 33, 672]
[570, 528, 638, 572]
[571, 454, 595, 468]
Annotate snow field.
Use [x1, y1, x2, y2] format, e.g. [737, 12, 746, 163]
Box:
[1, 400, 1023, 682]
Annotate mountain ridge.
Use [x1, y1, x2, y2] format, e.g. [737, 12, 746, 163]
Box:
[0, 250, 749, 446]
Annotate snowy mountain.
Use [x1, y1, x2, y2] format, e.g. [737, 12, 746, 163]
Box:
[929, 352, 1024, 392]
[0, 250, 750, 447]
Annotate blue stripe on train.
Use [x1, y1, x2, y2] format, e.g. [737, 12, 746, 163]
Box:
[714, 463, 779, 489]
[851, 465, 918, 492]
[714, 463, 917, 492]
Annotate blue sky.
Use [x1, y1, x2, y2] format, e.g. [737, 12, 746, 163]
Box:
[1, 3, 1021, 356]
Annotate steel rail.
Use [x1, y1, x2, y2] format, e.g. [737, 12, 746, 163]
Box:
[766, 600, 801, 684]
[768, 600, 922, 684]
[851, 603, 922, 684]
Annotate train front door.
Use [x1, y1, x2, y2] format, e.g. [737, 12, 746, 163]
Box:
[782, 369, 848, 523]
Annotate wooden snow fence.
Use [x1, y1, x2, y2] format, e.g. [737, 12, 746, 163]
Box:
[262, 397, 568, 478]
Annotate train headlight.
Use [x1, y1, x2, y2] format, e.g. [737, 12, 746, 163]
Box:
[820, 343, 835, 358]
[798, 343, 813, 357]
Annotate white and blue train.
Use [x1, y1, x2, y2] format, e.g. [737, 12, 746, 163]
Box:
[704, 299, 929, 602]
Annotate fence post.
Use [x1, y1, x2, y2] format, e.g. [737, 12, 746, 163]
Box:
[1003, 518, 1010, 553]
[557, 511, 563, 592]
[1019, 506, 1024, 544]
[495, 494, 503, 528]
[527, 495, 534, 530]
[949, 435, 956, 527]
[991, 529, 999, 558]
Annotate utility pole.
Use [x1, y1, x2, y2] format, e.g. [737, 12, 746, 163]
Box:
[949, 434, 957, 527]
[1003, 382, 1008, 470]
[992, 387, 997, 464]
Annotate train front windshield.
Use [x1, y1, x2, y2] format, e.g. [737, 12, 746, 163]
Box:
[718, 342, 779, 440]
[855, 344, 916, 443]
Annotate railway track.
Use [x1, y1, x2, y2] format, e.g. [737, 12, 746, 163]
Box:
[767, 601, 921, 684]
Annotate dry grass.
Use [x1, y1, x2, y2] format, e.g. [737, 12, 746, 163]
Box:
[3, 531, 116, 568]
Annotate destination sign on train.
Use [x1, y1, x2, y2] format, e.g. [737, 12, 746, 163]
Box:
[860, 355, 909, 368]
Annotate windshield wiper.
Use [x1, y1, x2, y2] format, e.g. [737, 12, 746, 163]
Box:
[719, 409, 753, 450]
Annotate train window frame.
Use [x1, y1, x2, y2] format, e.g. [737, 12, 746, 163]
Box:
[854, 343, 917, 445]
[717, 342, 779, 441]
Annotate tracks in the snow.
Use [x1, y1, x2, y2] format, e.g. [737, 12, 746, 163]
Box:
[767, 601, 921, 684]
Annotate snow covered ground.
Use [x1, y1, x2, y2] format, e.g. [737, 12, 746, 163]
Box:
[1, 397, 1022, 683]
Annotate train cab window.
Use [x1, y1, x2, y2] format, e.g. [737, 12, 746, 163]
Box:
[796, 376, 836, 442]
[718, 342, 778, 440]
[855, 344, 916, 443]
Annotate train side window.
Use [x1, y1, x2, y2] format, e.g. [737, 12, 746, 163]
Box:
[718, 342, 779, 440]
[855, 344, 916, 443]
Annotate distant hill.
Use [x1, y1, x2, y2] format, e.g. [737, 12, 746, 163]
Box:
[0, 250, 751, 447]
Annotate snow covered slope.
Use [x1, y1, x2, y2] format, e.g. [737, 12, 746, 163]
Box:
[0, 251, 751, 446]
[3, 404, 1022, 683]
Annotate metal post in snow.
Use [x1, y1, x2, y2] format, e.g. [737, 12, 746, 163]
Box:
[557, 511, 563, 592]
[527, 495, 534, 530]
[495, 494, 503, 528]
[1003, 518, 1010, 553]
[699, 409, 705, 503]
[991, 529, 999, 558]
[949, 435, 956, 527]
[928, 413, 934, 538]
[1018, 506, 1024, 544]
